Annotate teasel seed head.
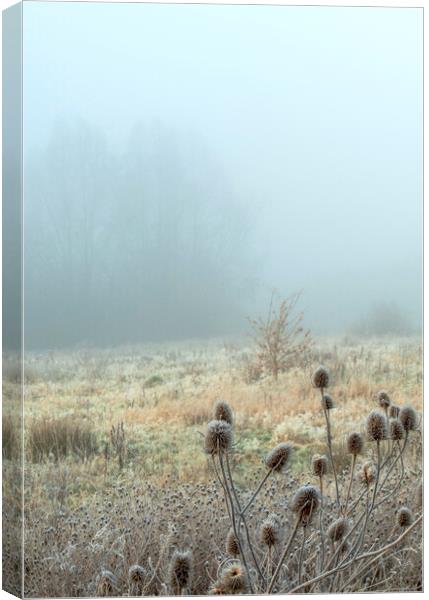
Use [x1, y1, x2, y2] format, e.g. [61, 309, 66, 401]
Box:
[389, 404, 400, 419]
[259, 515, 280, 547]
[359, 462, 375, 486]
[265, 442, 293, 472]
[399, 406, 417, 432]
[390, 419, 405, 441]
[397, 507, 413, 528]
[312, 366, 329, 389]
[327, 517, 350, 543]
[366, 410, 387, 442]
[214, 400, 234, 426]
[96, 570, 118, 596]
[291, 485, 320, 526]
[218, 562, 249, 594]
[128, 565, 145, 585]
[321, 393, 335, 410]
[346, 432, 364, 455]
[225, 529, 239, 556]
[377, 390, 391, 409]
[205, 420, 233, 455]
[312, 454, 329, 477]
[169, 550, 193, 591]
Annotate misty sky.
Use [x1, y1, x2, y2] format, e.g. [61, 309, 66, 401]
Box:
[23, 3, 422, 344]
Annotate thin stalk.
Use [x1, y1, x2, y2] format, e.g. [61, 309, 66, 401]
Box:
[318, 475, 325, 573]
[225, 452, 265, 586]
[218, 453, 254, 594]
[267, 516, 301, 593]
[298, 526, 307, 585]
[287, 515, 422, 594]
[240, 468, 273, 517]
[321, 388, 340, 510]
[343, 454, 356, 516]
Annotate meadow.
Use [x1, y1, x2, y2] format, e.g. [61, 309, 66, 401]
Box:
[2, 335, 423, 596]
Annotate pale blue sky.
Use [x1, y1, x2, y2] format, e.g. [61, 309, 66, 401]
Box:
[23, 2, 423, 333]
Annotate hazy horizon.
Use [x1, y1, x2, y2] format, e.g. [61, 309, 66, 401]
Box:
[22, 3, 423, 348]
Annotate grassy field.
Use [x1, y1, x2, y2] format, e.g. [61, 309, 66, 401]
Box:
[2, 335, 423, 596]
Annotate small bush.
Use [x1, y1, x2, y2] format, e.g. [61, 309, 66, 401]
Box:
[144, 374, 164, 388]
[26, 416, 98, 463]
[247, 292, 313, 380]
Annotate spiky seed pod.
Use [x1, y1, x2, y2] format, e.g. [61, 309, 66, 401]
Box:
[225, 529, 239, 556]
[312, 366, 329, 389]
[169, 550, 193, 591]
[218, 563, 249, 594]
[209, 587, 227, 595]
[397, 507, 413, 528]
[390, 419, 405, 441]
[265, 442, 293, 472]
[327, 517, 349, 543]
[204, 420, 233, 455]
[347, 432, 364, 455]
[312, 454, 328, 477]
[399, 406, 417, 432]
[214, 401, 234, 426]
[377, 390, 391, 409]
[366, 410, 388, 442]
[259, 516, 280, 547]
[389, 404, 400, 419]
[291, 485, 320, 526]
[128, 565, 145, 585]
[96, 570, 118, 596]
[359, 462, 375, 486]
[321, 393, 335, 410]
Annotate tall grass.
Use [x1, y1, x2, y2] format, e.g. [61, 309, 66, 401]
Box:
[26, 416, 98, 463]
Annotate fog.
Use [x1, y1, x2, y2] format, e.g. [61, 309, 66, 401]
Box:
[22, 3, 422, 348]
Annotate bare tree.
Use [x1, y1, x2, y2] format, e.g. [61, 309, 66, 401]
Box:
[248, 292, 312, 380]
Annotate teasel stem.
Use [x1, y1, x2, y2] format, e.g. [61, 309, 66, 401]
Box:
[376, 433, 408, 504]
[225, 452, 265, 586]
[218, 452, 255, 594]
[288, 515, 422, 594]
[267, 515, 300, 593]
[298, 526, 307, 585]
[343, 453, 356, 516]
[211, 456, 233, 524]
[266, 546, 273, 593]
[240, 467, 273, 517]
[318, 475, 326, 573]
[321, 388, 340, 510]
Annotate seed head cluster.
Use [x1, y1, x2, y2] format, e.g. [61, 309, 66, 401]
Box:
[259, 515, 280, 547]
[359, 462, 375, 486]
[128, 565, 145, 585]
[312, 454, 328, 477]
[347, 432, 364, 455]
[225, 529, 239, 556]
[265, 442, 293, 472]
[216, 563, 249, 594]
[390, 419, 405, 441]
[291, 485, 320, 526]
[397, 507, 413, 528]
[205, 420, 233, 455]
[312, 366, 329, 389]
[377, 390, 391, 409]
[366, 410, 388, 442]
[213, 400, 234, 426]
[169, 550, 193, 591]
[399, 406, 417, 432]
[327, 517, 349, 542]
[321, 393, 335, 410]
